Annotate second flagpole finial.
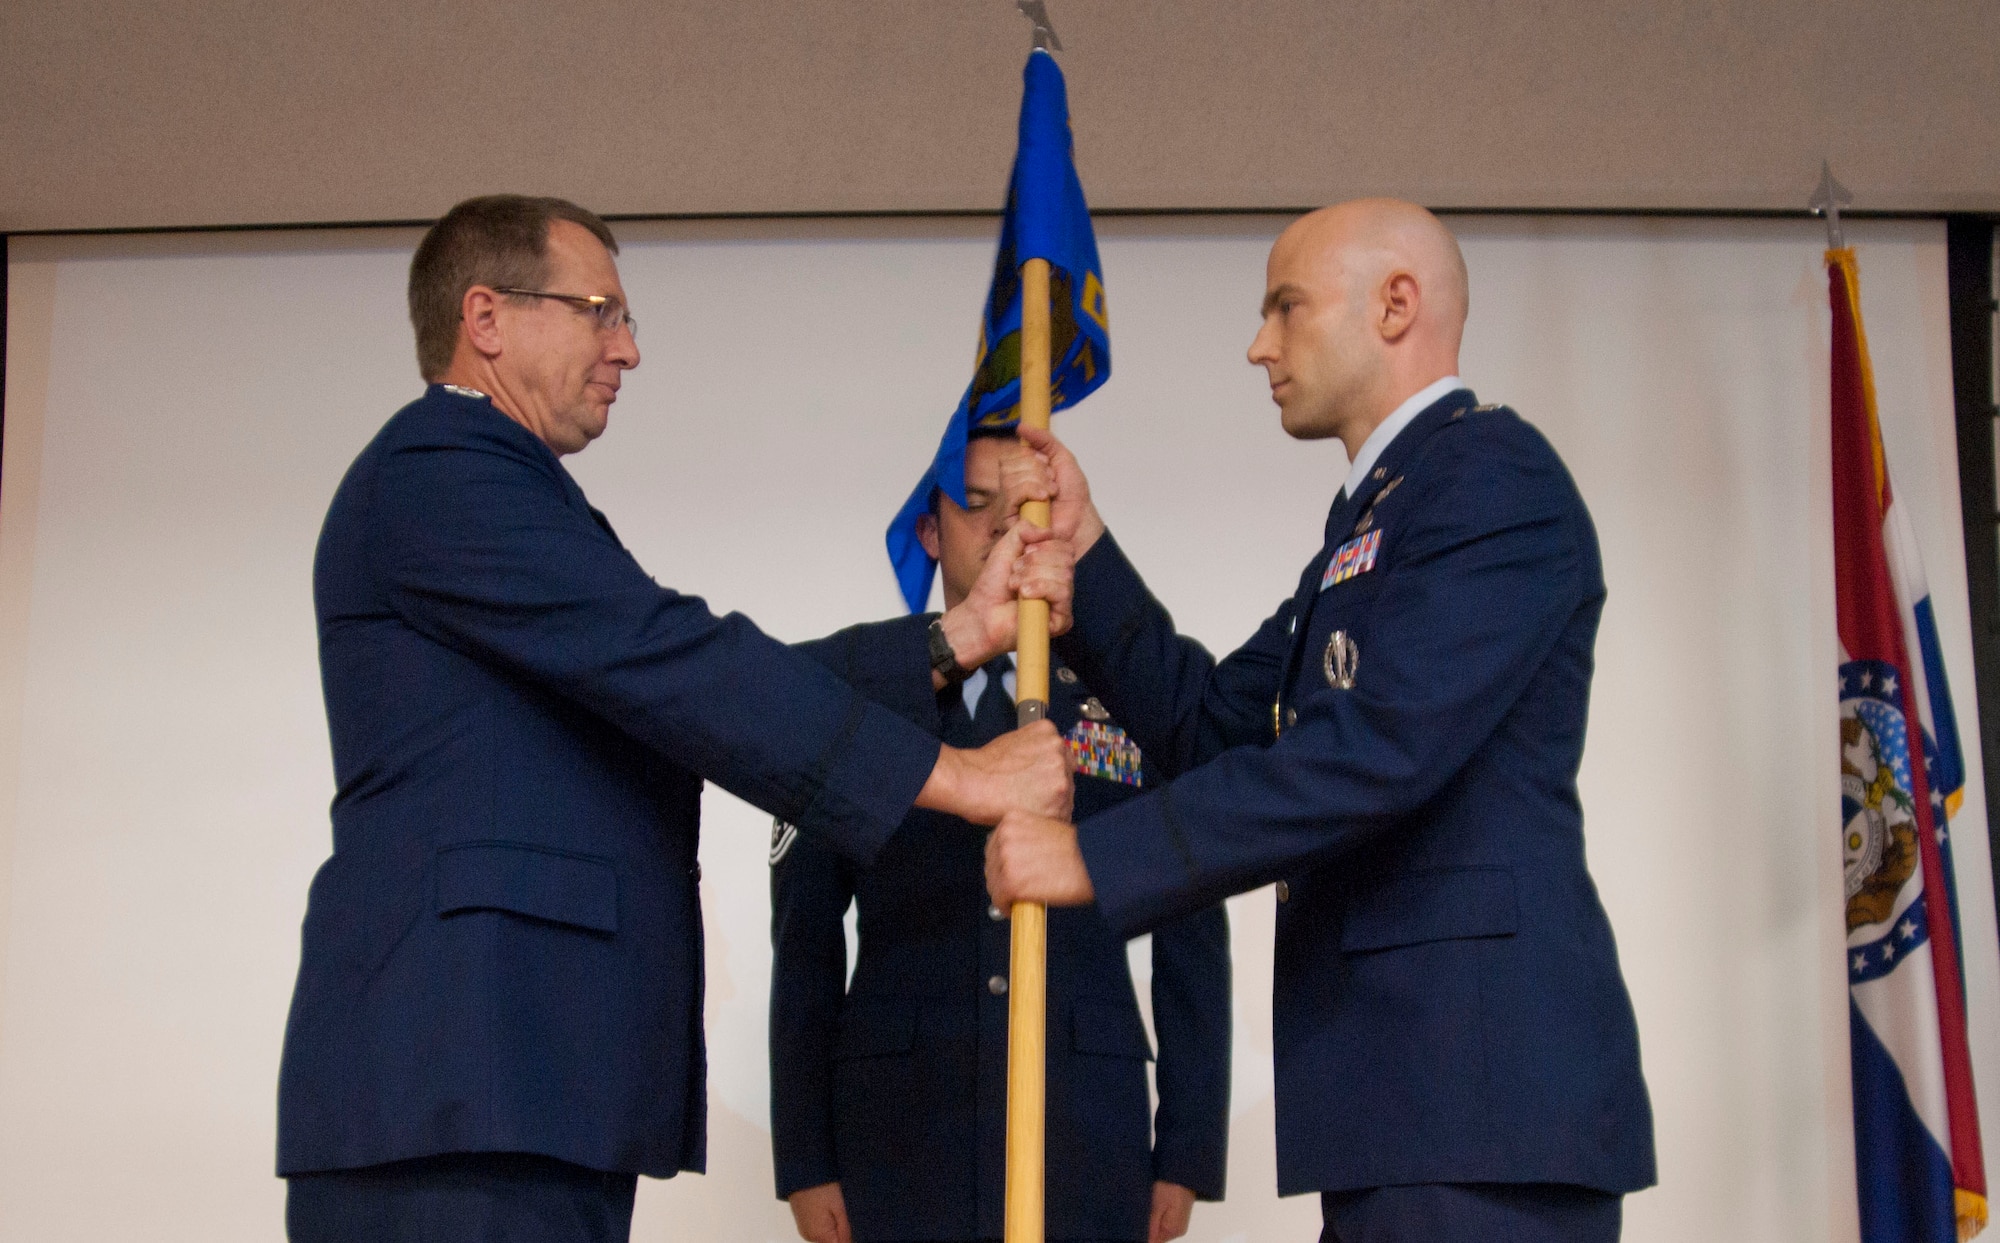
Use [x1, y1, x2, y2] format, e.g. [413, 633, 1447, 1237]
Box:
[1809, 160, 1854, 251]
[1016, 0, 1062, 52]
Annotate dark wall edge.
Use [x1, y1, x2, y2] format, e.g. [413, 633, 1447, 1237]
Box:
[1, 235, 8, 520]
[1948, 216, 2000, 944]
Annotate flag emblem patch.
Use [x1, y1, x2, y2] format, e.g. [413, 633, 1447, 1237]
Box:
[1321, 530, 1382, 590]
[1067, 720, 1142, 787]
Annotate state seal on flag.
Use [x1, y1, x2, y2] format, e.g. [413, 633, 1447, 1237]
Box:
[1839, 658, 1922, 936]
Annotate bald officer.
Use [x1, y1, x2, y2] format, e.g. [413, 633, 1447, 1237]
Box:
[279, 195, 1071, 1243]
[985, 200, 1655, 1241]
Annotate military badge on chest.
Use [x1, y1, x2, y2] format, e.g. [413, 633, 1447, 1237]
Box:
[1323, 629, 1359, 690]
[1321, 529, 1382, 590]
[1321, 474, 1402, 591]
[1065, 696, 1142, 787]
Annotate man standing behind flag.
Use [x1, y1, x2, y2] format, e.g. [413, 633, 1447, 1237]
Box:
[1828, 244, 1987, 1243]
[986, 199, 1657, 1241]
[771, 429, 1231, 1243]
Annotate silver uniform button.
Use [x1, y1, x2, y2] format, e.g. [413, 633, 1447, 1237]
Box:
[988, 975, 1009, 996]
[1276, 880, 1291, 903]
[989, 904, 1005, 921]
[1056, 667, 1079, 685]
[1285, 707, 1298, 728]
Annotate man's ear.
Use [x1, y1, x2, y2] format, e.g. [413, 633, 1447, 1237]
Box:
[1378, 271, 1420, 344]
[915, 511, 942, 561]
[461, 286, 505, 359]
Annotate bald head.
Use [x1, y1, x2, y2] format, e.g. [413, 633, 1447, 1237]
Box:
[1280, 199, 1469, 337]
[1248, 199, 1469, 451]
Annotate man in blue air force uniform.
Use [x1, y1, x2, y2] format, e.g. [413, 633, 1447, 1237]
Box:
[986, 200, 1655, 1241]
[277, 196, 1073, 1243]
[772, 430, 1232, 1243]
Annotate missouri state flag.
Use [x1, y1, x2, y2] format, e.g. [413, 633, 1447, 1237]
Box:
[885, 47, 1110, 613]
[1831, 246, 1987, 1241]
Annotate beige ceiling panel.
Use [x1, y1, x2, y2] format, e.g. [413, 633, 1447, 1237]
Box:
[2, 0, 1996, 231]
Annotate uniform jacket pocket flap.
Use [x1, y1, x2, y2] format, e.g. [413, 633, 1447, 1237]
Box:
[1340, 866, 1517, 953]
[835, 1001, 917, 1060]
[435, 842, 618, 934]
[1071, 999, 1154, 1060]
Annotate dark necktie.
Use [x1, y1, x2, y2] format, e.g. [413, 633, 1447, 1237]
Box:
[971, 656, 1017, 742]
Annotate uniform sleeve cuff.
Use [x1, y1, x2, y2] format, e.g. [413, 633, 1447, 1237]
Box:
[1153, 1147, 1227, 1202]
[1076, 787, 1201, 938]
[1060, 528, 1150, 667]
[798, 698, 938, 866]
[773, 1152, 841, 1200]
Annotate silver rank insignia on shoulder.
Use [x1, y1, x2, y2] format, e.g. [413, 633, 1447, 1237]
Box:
[1324, 630, 1359, 690]
[769, 818, 799, 867]
[1352, 476, 1403, 535]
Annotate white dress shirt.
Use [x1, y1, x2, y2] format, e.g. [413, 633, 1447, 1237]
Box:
[960, 655, 1017, 719]
[1339, 376, 1468, 500]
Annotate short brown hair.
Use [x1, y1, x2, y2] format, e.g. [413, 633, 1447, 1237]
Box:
[407, 195, 619, 380]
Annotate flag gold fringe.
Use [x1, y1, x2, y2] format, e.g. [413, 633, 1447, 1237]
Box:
[1960, 1189, 1987, 1240]
[1827, 247, 1889, 508]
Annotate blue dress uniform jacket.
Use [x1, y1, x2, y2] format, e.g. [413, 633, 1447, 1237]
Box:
[772, 615, 1232, 1241]
[278, 386, 941, 1179]
[1055, 391, 1656, 1198]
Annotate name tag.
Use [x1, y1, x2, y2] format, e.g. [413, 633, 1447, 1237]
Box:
[1067, 720, 1142, 787]
[1320, 529, 1382, 590]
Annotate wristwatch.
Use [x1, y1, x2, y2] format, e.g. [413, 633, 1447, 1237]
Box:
[928, 615, 972, 685]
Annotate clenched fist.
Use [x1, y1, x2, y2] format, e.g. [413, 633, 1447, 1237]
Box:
[917, 722, 1073, 827]
[985, 808, 1096, 907]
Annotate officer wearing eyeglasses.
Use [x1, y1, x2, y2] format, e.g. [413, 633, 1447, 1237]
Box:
[276, 195, 1074, 1243]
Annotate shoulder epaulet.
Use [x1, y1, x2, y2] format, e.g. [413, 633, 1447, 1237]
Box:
[1451, 402, 1508, 419]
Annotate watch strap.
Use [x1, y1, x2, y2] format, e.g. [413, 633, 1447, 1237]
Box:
[928, 615, 971, 685]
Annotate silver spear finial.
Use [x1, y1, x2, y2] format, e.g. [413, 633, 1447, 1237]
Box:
[1809, 160, 1854, 251]
[1017, 0, 1062, 52]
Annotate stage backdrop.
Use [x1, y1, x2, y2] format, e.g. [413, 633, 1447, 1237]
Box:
[1, 215, 1994, 1242]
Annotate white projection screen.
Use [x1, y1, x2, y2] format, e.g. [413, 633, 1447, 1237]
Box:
[2, 214, 1997, 1242]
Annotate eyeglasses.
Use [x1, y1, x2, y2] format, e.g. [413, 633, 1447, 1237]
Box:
[491, 287, 638, 339]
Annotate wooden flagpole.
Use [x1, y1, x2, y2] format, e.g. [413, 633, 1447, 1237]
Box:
[1004, 255, 1054, 1243]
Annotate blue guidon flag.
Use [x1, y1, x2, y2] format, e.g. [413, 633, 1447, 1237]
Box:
[1829, 247, 1987, 1242]
[885, 48, 1110, 613]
